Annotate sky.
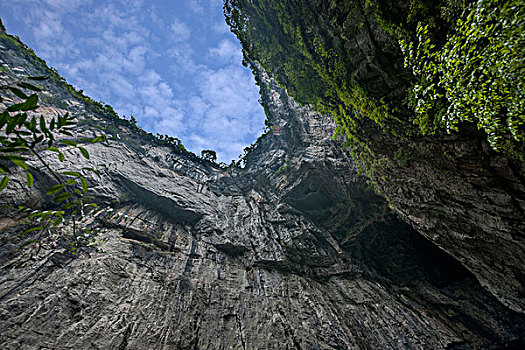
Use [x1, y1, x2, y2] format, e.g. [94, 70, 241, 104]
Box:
[0, 0, 266, 163]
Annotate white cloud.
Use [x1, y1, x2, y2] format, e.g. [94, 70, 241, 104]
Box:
[170, 19, 190, 42]
[212, 20, 231, 35]
[168, 44, 207, 78]
[42, 0, 88, 11]
[188, 96, 210, 116]
[144, 106, 159, 118]
[108, 75, 136, 100]
[0, 0, 266, 163]
[208, 39, 242, 64]
[122, 45, 148, 74]
[34, 16, 64, 39]
[153, 111, 184, 135]
[166, 64, 264, 161]
[139, 70, 162, 85]
[188, 0, 204, 14]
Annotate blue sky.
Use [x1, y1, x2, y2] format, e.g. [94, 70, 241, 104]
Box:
[0, 0, 266, 162]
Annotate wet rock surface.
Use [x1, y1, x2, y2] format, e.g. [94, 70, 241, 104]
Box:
[0, 33, 524, 349]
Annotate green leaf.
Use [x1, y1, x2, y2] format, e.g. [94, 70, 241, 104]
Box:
[0, 155, 27, 161]
[78, 147, 89, 159]
[26, 172, 34, 188]
[74, 188, 82, 195]
[0, 175, 9, 191]
[15, 113, 27, 127]
[0, 111, 8, 129]
[80, 177, 88, 193]
[5, 115, 18, 133]
[9, 87, 28, 99]
[1, 146, 27, 153]
[57, 115, 64, 128]
[60, 171, 81, 177]
[12, 159, 28, 170]
[52, 216, 63, 227]
[7, 103, 23, 112]
[18, 82, 43, 92]
[8, 94, 39, 112]
[60, 139, 77, 147]
[58, 152, 65, 162]
[28, 116, 37, 132]
[46, 184, 65, 195]
[59, 130, 73, 137]
[53, 192, 72, 203]
[63, 202, 76, 210]
[91, 135, 105, 143]
[39, 116, 47, 132]
[28, 211, 44, 219]
[48, 133, 55, 144]
[23, 226, 43, 235]
[27, 75, 49, 81]
[20, 239, 38, 248]
[47, 147, 60, 152]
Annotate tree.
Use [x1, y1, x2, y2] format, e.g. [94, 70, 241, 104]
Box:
[201, 149, 217, 162]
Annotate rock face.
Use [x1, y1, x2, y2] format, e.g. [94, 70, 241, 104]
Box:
[0, 32, 524, 349]
[225, 0, 525, 315]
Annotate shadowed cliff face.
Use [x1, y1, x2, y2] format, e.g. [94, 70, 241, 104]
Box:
[0, 33, 524, 349]
[224, 0, 525, 315]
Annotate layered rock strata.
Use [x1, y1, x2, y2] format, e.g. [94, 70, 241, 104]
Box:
[225, 0, 525, 314]
[0, 33, 524, 349]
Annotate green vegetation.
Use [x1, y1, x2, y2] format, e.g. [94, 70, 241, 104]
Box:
[224, 0, 525, 165]
[400, 0, 525, 154]
[0, 76, 106, 256]
[201, 149, 217, 162]
[275, 162, 291, 175]
[224, 0, 402, 165]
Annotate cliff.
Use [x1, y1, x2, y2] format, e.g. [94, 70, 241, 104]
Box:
[0, 30, 524, 349]
[224, 0, 525, 315]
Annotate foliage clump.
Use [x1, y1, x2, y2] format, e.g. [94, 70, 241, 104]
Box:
[201, 149, 217, 162]
[225, 0, 525, 161]
[401, 0, 525, 152]
[224, 0, 399, 170]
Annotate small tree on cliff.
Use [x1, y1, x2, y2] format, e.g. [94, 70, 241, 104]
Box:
[201, 149, 217, 162]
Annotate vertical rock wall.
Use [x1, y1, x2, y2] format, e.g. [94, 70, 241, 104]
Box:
[0, 31, 523, 349]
